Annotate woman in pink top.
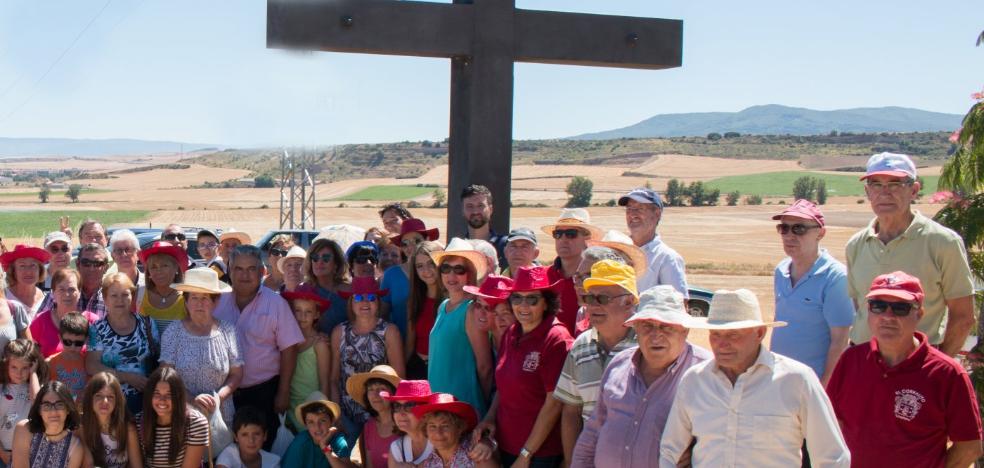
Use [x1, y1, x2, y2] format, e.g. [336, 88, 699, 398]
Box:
[1, 244, 50, 321]
[347, 365, 401, 468]
[29, 270, 97, 358]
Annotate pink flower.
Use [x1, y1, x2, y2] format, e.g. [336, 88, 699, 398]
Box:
[929, 191, 954, 204]
[973, 89, 984, 101]
[950, 128, 962, 143]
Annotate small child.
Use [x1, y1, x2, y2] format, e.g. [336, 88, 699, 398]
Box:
[216, 406, 281, 468]
[0, 338, 44, 467]
[45, 312, 90, 401]
[281, 392, 354, 468]
[282, 291, 332, 432]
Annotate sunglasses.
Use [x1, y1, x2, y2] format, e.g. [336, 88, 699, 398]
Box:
[79, 259, 108, 268]
[47, 245, 70, 253]
[392, 402, 421, 413]
[353, 255, 377, 265]
[580, 293, 632, 306]
[61, 338, 86, 347]
[552, 229, 583, 240]
[311, 253, 334, 263]
[353, 293, 378, 302]
[775, 223, 820, 236]
[867, 299, 917, 317]
[509, 294, 543, 306]
[269, 248, 288, 257]
[163, 233, 187, 241]
[439, 264, 469, 275]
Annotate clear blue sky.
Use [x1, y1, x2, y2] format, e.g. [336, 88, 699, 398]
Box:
[0, 0, 981, 147]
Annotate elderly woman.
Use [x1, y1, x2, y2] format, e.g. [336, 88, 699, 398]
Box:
[2, 244, 50, 321]
[159, 267, 243, 426]
[427, 238, 493, 417]
[279, 246, 307, 294]
[262, 234, 294, 291]
[381, 219, 440, 342]
[330, 277, 404, 445]
[346, 365, 401, 468]
[477, 266, 573, 467]
[41, 232, 73, 294]
[87, 273, 160, 415]
[303, 237, 351, 335]
[347, 241, 380, 280]
[108, 229, 145, 307]
[404, 241, 446, 380]
[29, 269, 98, 358]
[412, 393, 496, 468]
[138, 241, 188, 333]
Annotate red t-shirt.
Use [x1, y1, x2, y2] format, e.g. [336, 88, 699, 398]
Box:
[547, 261, 579, 337]
[494, 317, 573, 457]
[827, 332, 982, 468]
[414, 296, 437, 356]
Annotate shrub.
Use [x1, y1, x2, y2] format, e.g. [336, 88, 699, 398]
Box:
[745, 194, 763, 205]
[565, 176, 593, 208]
[254, 175, 275, 188]
[726, 191, 741, 206]
[816, 180, 828, 205]
[65, 184, 82, 203]
[665, 179, 685, 207]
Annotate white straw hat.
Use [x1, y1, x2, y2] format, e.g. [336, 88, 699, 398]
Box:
[689, 289, 787, 330]
[277, 245, 307, 272]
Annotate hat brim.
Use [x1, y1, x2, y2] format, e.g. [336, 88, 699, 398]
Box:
[219, 232, 252, 244]
[0, 248, 51, 269]
[295, 395, 342, 427]
[171, 282, 232, 295]
[585, 240, 648, 277]
[380, 391, 432, 403]
[624, 311, 699, 329]
[345, 371, 402, 409]
[462, 285, 508, 303]
[506, 235, 537, 246]
[338, 289, 389, 299]
[687, 318, 788, 330]
[411, 401, 478, 432]
[539, 222, 604, 240]
[392, 228, 440, 245]
[865, 289, 921, 303]
[860, 170, 913, 181]
[139, 246, 190, 272]
[429, 251, 488, 280]
[617, 193, 662, 207]
[582, 277, 637, 297]
[770, 212, 823, 225]
[282, 291, 332, 311]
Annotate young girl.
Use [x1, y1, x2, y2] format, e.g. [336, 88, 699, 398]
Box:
[404, 242, 446, 380]
[282, 290, 332, 432]
[346, 365, 400, 468]
[0, 339, 44, 467]
[78, 372, 142, 468]
[383, 380, 434, 467]
[10, 381, 86, 468]
[216, 406, 280, 468]
[136, 367, 208, 468]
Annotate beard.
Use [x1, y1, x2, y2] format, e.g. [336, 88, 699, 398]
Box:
[468, 215, 488, 229]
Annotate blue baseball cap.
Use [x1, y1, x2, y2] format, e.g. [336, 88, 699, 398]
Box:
[860, 152, 916, 181]
[617, 188, 664, 208]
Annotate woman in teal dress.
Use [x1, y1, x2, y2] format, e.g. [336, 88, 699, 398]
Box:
[282, 290, 332, 432]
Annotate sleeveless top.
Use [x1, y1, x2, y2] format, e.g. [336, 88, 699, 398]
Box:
[363, 418, 399, 468]
[388, 435, 434, 464]
[29, 431, 73, 468]
[338, 319, 389, 424]
[288, 342, 319, 430]
[414, 296, 438, 357]
[139, 293, 186, 334]
[427, 299, 486, 415]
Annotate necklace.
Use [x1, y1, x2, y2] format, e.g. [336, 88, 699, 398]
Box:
[44, 428, 67, 441]
[154, 289, 176, 305]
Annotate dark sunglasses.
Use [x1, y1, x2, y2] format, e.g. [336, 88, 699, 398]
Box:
[311, 253, 334, 263]
[552, 229, 583, 240]
[61, 338, 86, 347]
[775, 223, 820, 236]
[79, 259, 107, 268]
[580, 293, 632, 306]
[47, 245, 70, 253]
[269, 248, 288, 257]
[353, 293, 378, 302]
[439, 264, 469, 275]
[353, 255, 377, 265]
[509, 294, 543, 306]
[868, 299, 917, 317]
[392, 402, 421, 413]
[163, 233, 186, 241]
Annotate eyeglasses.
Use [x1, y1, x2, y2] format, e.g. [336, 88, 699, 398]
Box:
[580, 293, 632, 306]
[47, 245, 70, 253]
[392, 402, 421, 413]
[552, 229, 583, 240]
[198, 242, 218, 249]
[353, 255, 377, 265]
[509, 294, 543, 306]
[867, 299, 917, 317]
[353, 293, 378, 302]
[61, 338, 86, 348]
[439, 264, 469, 275]
[79, 259, 108, 268]
[775, 223, 820, 236]
[311, 253, 334, 263]
[269, 248, 288, 257]
[39, 401, 67, 412]
[163, 233, 186, 241]
[866, 180, 912, 193]
[112, 247, 136, 256]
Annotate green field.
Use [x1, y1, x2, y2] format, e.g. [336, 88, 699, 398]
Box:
[0, 210, 151, 240]
[706, 171, 940, 197]
[0, 188, 113, 198]
[333, 185, 434, 201]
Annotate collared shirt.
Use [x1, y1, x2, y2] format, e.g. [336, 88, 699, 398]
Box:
[771, 249, 855, 377]
[571, 343, 711, 468]
[846, 211, 974, 344]
[214, 286, 305, 387]
[554, 327, 638, 419]
[637, 233, 688, 298]
[659, 345, 850, 468]
[548, 258, 581, 336]
[827, 332, 982, 468]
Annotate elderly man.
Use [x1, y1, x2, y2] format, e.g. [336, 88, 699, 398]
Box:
[75, 243, 110, 319]
[461, 184, 508, 268]
[42, 231, 73, 292]
[541, 208, 603, 335]
[571, 285, 710, 468]
[556, 258, 640, 462]
[770, 199, 854, 385]
[213, 245, 304, 451]
[77, 218, 109, 247]
[827, 271, 982, 467]
[107, 229, 144, 303]
[501, 227, 540, 279]
[846, 152, 975, 356]
[618, 188, 688, 297]
[659, 289, 849, 467]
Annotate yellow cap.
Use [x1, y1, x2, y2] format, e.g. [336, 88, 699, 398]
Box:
[582, 259, 638, 299]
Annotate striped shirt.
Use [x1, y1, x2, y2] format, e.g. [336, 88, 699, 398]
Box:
[137, 408, 208, 468]
[554, 327, 637, 419]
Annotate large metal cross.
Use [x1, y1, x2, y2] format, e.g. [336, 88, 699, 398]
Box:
[268, 0, 682, 237]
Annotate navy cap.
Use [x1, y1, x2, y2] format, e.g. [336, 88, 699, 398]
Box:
[506, 227, 537, 246]
[617, 188, 664, 208]
[345, 240, 379, 260]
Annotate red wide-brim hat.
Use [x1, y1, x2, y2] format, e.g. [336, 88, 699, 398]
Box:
[380, 380, 433, 402]
[282, 290, 332, 312]
[138, 241, 189, 272]
[508, 265, 560, 292]
[0, 244, 50, 269]
[390, 218, 440, 245]
[463, 274, 514, 305]
[411, 393, 478, 432]
[339, 276, 389, 299]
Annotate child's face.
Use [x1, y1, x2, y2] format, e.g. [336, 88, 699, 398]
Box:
[92, 387, 117, 419]
[60, 333, 86, 354]
[7, 357, 32, 385]
[304, 411, 334, 446]
[292, 300, 319, 330]
[365, 382, 392, 412]
[151, 382, 173, 418]
[235, 423, 266, 456]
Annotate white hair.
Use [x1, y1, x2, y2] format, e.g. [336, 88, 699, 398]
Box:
[109, 229, 140, 250]
[467, 239, 499, 275]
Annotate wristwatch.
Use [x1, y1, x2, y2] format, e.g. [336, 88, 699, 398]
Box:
[520, 447, 532, 459]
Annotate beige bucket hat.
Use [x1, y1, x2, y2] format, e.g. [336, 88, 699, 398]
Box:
[689, 289, 787, 330]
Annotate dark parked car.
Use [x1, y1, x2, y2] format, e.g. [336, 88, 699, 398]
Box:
[254, 229, 321, 265]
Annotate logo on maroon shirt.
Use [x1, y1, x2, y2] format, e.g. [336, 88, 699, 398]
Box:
[522, 351, 541, 372]
[894, 389, 925, 421]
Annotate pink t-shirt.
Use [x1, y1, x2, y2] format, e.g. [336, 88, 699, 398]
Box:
[364, 418, 399, 468]
[213, 287, 305, 387]
[28, 309, 98, 358]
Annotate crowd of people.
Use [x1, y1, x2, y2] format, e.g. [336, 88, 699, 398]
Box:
[0, 151, 980, 468]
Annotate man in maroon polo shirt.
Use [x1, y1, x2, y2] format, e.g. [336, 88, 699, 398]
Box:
[827, 271, 982, 467]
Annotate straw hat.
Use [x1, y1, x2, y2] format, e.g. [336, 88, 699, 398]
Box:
[0, 244, 50, 269]
[429, 238, 487, 280]
[277, 245, 307, 272]
[586, 230, 647, 276]
[624, 285, 699, 328]
[294, 391, 342, 427]
[463, 274, 515, 306]
[411, 393, 478, 432]
[689, 289, 787, 330]
[345, 365, 402, 408]
[139, 241, 189, 272]
[171, 267, 231, 294]
[219, 229, 252, 245]
[539, 208, 603, 240]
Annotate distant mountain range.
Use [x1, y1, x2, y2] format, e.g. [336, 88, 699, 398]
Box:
[0, 137, 218, 158]
[569, 105, 963, 140]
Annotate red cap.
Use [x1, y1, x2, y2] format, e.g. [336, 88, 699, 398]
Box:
[282, 290, 332, 312]
[508, 266, 559, 292]
[865, 271, 924, 304]
[771, 199, 825, 227]
[0, 244, 51, 269]
[463, 274, 514, 306]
